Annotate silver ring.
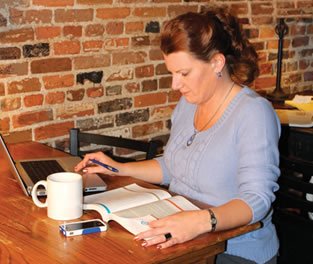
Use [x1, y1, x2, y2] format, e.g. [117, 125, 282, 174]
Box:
[164, 233, 172, 241]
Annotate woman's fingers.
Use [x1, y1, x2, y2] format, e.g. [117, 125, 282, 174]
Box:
[74, 152, 108, 172]
[134, 211, 204, 249]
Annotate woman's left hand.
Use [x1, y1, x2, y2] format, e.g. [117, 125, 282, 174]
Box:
[134, 210, 208, 249]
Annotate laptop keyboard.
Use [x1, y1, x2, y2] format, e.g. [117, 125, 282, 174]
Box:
[20, 160, 65, 182]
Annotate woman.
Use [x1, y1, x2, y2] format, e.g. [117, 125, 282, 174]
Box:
[75, 8, 280, 264]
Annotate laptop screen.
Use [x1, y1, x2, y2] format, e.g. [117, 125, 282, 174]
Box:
[0, 134, 29, 196]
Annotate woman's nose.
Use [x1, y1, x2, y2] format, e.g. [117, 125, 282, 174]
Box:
[172, 75, 183, 90]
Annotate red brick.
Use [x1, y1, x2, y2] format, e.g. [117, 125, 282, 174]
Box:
[252, 17, 273, 25]
[126, 21, 144, 34]
[290, 25, 306, 35]
[260, 27, 275, 38]
[96, 8, 130, 20]
[133, 7, 166, 17]
[287, 61, 298, 72]
[150, 49, 163, 61]
[299, 60, 310, 70]
[156, 63, 169, 75]
[24, 94, 44, 107]
[304, 71, 313, 81]
[107, 69, 133, 82]
[55, 9, 93, 23]
[255, 76, 276, 89]
[87, 86, 104, 98]
[141, 79, 156, 93]
[55, 103, 94, 119]
[34, 121, 74, 140]
[83, 40, 103, 52]
[298, 1, 313, 8]
[288, 73, 302, 83]
[1, 97, 21, 111]
[132, 36, 150, 47]
[292, 36, 309, 47]
[151, 105, 176, 120]
[168, 5, 198, 17]
[54, 40, 81, 55]
[134, 92, 167, 107]
[230, 3, 249, 15]
[106, 22, 124, 35]
[132, 121, 163, 137]
[120, 0, 146, 3]
[85, 24, 104, 37]
[43, 74, 74, 90]
[73, 54, 110, 70]
[268, 39, 290, 49]
[267, 40, 278, 49]
[259, 63, 273, 75]
[135, 65, 154, 78]
[33, 0, 74, 7]
[0, 47, 21, 60]
[0, 117, 10, 132]
[112, 51, 147, 65]
[125, 82, 140, 93]
[31, 58, 72, 74]
[63, 26, 82, 38]
[159, 76, 172, 89]
[168, 90, 181, 102]
[66, 88, 85, 101]
[13, 109, 53, 128]
[251, 2, 274, 15]
[8, 78, 41, 94]
[277, 1, 295, 8]
[36, 26, 61, 39]
[45, 92, 65, 104]
[0, 82, 4, 96]
[10, 8, 52, 24]
[0, 62, 28, 78]
[0, 28, 34, 43]
[77, 0, 112, 4]
[103, 38, 129, 50]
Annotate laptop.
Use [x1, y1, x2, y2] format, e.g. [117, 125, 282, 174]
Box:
[0, 134, 107, 196]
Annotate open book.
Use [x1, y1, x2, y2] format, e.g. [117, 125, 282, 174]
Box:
[83, 183, 199, 236]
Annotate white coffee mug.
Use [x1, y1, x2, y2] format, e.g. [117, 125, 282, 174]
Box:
[31, 172, 83, 220]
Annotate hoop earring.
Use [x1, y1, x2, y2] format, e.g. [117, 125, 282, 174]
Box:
[217, 72, 222, 78]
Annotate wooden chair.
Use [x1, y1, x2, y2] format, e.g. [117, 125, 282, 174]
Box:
[273, 155, 313, 264]
[69, 128, 160, 163]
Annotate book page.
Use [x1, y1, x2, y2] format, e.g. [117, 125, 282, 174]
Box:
[83, 184, 171, 220]
[111, 196, 199, 235]
[111, 214, 157, 236]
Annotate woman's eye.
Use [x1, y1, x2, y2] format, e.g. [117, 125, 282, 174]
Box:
[182, 72, 189, 77]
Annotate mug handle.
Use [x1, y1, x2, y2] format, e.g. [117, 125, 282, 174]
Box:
[31, 180, 48, 208]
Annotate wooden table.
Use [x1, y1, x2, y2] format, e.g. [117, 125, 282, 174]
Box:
[0, 141, 261, 264]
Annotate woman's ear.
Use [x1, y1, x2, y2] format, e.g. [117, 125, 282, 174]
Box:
[211, 53, 226, 74]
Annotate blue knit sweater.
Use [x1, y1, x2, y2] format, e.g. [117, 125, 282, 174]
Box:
[156, 86, 280, 263]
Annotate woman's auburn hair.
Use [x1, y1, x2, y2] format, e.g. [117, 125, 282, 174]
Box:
[160, 8, 259, 85]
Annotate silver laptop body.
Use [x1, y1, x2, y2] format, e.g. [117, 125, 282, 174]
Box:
[0, 134, 107, 196]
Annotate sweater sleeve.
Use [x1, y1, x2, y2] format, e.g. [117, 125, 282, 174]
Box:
[235, 96, 281, 223]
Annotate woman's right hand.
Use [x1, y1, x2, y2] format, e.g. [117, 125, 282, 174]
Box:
[74, 152, 123, 176]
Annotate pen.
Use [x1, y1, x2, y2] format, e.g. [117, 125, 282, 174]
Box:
[89, 159, 119, 173]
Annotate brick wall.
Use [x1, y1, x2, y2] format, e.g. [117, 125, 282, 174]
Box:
[0, 0, 312, 152]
